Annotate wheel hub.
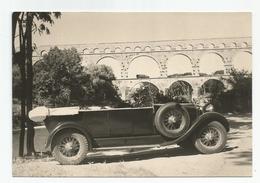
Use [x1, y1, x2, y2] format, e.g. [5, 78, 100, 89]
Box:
[205, 133, 213, 141]
[64, 142, 73, 151]
[168, 116, 177, 124]
[59, 136, 80, 157]
[200, 127, 220, 146]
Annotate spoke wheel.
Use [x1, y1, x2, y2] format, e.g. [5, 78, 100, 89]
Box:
[193, 121, 227, 154]
[162, 109, 185, 131]
[52, 131, 89, 165]
[154, 102, 190, 139]
[59, 136, 80, 157]
[199, 127, 220, 147]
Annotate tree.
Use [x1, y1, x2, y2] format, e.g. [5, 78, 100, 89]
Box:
[12, 12, 61, 156]
[12, 12, 27, 157]
[224, 69, 252, 112]
[83, 64, 124, 107]
[34, 49, 124, 108]
[196, 70, 252, 113]
[166, 81, 193, 103]
[13, 64, 22, 99]
[198, 79, 225, 112]
[33, 47, 89, 107]
[128, 82, 171, 107]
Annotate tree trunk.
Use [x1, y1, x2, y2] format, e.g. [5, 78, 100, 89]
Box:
[18, 58, 26, 157]
[25, 13, 35, 156]
[17, 13, 26, 156]
[12, 12, 20, 57]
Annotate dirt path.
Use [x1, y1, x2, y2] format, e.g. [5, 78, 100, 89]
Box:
[12, 114, 252, 177]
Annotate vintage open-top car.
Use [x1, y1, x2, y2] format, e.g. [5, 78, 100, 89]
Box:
[29, 102, 229, 165]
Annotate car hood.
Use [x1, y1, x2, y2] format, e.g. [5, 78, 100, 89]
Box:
[29, 106, 80, 122]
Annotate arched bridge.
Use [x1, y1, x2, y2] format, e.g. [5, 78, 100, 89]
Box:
[33, 37, 252, 100]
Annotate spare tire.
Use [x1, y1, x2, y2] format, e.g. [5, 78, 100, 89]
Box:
[154, 102, 190, 139]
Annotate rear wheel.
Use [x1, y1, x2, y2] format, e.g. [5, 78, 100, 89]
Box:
[193, 121, 227, 154]
[52, 131, 89, 165]
[154, 103, 190, 139]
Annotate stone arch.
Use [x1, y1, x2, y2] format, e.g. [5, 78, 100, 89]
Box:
[93, 48, 100, 54]
[241, 42, 248, 48]
[200, 79, 224, 95]
[218, 43, 226, 49]
[127, 55, 161, 79]
[230, 42, 237, 48]
[154, 46, 162, 51]
[40, 50, 47, 56]
[33, 59, 43, 66]
[130, 81, 160, 93]
[81, 48, 90, 64]
[104, 48, 111, 53]
[167, 54, 193, 77]
[97, 56, 121, 79]
[208, 43, 216, 49]
[115, 47, 121, 53]
[232, 51, 252, 72]
[83, 48, 90, 54]
[197, 43, 204, 49]
[125, 47, 131, 52]
[187, 44, 194, 50]
[144, 46, 152, 52]
[165, 45, 172, 51]
[176, 45, 183, 51]
[134, 46, 142, 52]
[166, 80, 193, 101]
[127, 81, 160, 102]
[199, 52, 225, 75]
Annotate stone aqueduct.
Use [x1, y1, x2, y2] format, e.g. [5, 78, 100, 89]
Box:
[33, 37, 252, 100]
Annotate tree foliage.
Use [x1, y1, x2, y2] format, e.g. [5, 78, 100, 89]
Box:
[166, 81, 192, 103]
[83, 64, 124, 107]
[129, 84, 157, 107]
[33, 47, 89, 107]
[222, 69, 252, 112]
[197, 69, 252, 113]
[33, 48, 124, 108]
[128, 82, 173, 107]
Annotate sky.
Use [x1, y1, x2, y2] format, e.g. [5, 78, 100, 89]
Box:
[33, 12, 251, 46]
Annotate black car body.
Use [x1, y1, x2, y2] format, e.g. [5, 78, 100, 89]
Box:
[29, 102, 229, 165]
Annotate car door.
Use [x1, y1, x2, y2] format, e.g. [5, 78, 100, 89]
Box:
[81, 110, 110, 138]
[108, 107, 155, 137]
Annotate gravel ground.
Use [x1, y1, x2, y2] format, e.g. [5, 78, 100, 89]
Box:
[12, 114, 252, 177]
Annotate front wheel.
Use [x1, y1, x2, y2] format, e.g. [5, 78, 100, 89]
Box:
[193, 121, 227, 154]
[52, 131, 89, 165]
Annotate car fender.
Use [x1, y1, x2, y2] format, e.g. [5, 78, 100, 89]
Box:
[45, 122, 92, 150]
[160, 112, 229, 146]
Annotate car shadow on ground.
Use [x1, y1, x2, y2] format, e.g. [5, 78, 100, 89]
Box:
[225, 150, 252, 166]
[82, 147, 196, 165]
[224, 114, 252, 166]
[225, 113, 252, 130]
[229, 121, 252, 130]
[80, 145, 237, 165]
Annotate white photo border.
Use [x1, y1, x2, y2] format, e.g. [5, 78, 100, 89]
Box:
[0, 0, 258, 183]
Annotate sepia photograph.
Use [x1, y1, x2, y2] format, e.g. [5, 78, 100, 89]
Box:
[12, 12, 252, 177]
